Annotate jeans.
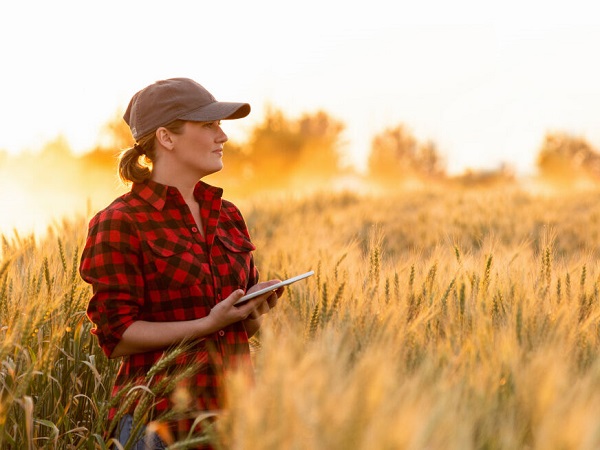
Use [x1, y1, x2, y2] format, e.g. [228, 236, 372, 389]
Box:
[116, 414, 167, 450]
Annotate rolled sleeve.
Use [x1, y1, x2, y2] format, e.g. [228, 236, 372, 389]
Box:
[80, 209, 144, 357]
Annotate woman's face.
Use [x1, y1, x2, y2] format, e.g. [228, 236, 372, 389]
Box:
[169, 120, 228, 178]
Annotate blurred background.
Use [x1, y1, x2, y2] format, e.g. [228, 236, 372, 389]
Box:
[1, 0, 600, 236]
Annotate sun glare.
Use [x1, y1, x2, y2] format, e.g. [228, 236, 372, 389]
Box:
[0, 148, 127, 238]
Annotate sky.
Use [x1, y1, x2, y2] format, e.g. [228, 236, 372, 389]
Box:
[1, 0, 600, 174]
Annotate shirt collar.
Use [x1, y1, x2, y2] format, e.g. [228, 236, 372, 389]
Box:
[194, 180, 224, 203]
[132, 179, 223, 211]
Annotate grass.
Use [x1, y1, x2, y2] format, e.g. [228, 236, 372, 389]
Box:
[2, 186, 600, 448]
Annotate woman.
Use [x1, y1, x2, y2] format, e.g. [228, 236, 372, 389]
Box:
[79, 78, 283, 449]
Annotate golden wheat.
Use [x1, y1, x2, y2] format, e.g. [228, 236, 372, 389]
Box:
[2, 187, 600, 448]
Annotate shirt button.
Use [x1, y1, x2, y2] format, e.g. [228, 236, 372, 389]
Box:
[191, 227, 198, 233]
[218, 330, 225, 337]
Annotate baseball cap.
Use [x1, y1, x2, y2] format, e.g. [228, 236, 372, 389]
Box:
[123, 77, 251, 140]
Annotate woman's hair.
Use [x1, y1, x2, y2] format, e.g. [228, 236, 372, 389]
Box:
[118, 119, 187, 184]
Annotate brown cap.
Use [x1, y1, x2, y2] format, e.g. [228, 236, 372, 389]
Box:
[123, 77, 251, 140]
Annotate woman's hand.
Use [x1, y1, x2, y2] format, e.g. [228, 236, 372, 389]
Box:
[237, 280, 284, 337]
[110, 281, 286, 358]
[243, 280, 284, 319]
[207, 280, 283, 331]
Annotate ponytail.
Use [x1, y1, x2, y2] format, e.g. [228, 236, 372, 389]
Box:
[117, 134, 155, 184]
[117, 119, 187, 184]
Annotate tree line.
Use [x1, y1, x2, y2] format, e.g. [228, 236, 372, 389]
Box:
[3, 108, 599, 196]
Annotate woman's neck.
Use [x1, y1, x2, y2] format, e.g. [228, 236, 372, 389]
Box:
[151, 166, 200, 202]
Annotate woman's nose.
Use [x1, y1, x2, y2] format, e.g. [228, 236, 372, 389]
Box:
[217, 126, 228, 143]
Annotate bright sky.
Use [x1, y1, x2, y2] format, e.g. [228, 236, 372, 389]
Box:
[1, 0, 599, 174]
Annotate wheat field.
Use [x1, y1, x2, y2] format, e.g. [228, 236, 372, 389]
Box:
[2, 186, 600, 449]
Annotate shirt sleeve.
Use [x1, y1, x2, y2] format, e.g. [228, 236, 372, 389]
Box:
[79, 208, 144, 357]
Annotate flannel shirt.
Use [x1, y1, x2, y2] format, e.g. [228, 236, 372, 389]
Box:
[79, 179, 259, 441]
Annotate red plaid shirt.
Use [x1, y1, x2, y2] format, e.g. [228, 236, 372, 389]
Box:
[80, 179, 259, 432]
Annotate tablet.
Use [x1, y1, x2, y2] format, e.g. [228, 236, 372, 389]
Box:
[235, 270, 314, 305]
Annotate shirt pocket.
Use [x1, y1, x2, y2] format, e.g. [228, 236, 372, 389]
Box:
[145, 237, 204, 289]
[214, 230, 256, 290]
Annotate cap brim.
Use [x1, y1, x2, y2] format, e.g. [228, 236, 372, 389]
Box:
[178, 102, 251, 122]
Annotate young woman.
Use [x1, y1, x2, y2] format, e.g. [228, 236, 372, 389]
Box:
[80, 78, 283, 449]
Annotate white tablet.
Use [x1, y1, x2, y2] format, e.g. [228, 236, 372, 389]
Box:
[235, 270, 314, 305]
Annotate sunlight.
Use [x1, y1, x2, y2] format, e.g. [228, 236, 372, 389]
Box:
[0, 177, 40, 236]
[0, 170, 81, 238]
[0, 145, 126, 238]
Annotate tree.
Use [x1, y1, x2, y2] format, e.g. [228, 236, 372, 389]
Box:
[246, 108, 302, 186]
[39, 135, 72, 161]
[537, 132, 600, 182]
[367, 125, 444, 182]
[79, 110, 133, 171]
[99, 109, 135, 150]
[243, 108, 345, 190]
[295, 110, 345, 178]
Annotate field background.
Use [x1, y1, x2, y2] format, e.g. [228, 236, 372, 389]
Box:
[3, 109, 600, 448]
[3, 183, 600, 449]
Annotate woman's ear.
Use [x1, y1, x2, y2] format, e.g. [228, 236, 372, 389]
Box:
[155, 127, 175, 150]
